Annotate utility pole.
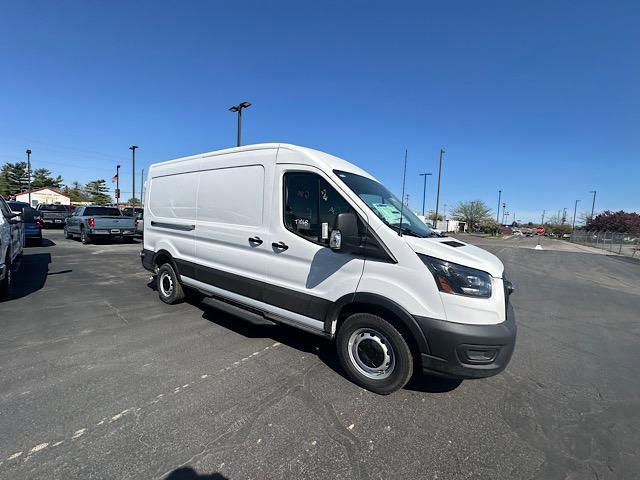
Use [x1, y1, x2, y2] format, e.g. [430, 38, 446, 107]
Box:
[26, 149, 32, 206]
[129, 145, 138, 206]
[433, 148, 445, 227]
[496, 190, 502, 222]
[418, 172, 432, 216]
[541, 210, 545, 225]
[229, 101, 252, 147]
[572, 200, 580, 233]
[140, 168, 144, 205]
[501, 203, 506, 224]
[589, 190, 597, 222]
[404, 193, 410, 207]
[562, 208, 567, 224]
[115, 164, 121, 204]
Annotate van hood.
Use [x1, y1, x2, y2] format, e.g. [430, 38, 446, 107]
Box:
[403, 236, 505, 278]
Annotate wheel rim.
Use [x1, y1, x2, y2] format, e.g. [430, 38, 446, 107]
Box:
[159, 271, 173, 297]
[347, 328, 395, 380]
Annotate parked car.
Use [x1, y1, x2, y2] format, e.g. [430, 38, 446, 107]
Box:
[36, 203, 70, 228]
[135, 211, 144, 237]
[64, 206, 136, 244]
[8, 201, 43, 246]
[1, 195, 24, 299]
[141, 143, 516, 394]
[122, 207, 144, 217]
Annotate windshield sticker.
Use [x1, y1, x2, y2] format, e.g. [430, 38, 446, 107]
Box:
[371, 203, 402, 224]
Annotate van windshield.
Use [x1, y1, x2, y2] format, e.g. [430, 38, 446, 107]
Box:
[334, 170, 434, 238]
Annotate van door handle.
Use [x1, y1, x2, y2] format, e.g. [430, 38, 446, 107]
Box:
[248, 236, 263, 245]
[272, 241, 289, 251]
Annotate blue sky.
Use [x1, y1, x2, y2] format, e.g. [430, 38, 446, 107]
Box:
[1, 0, 638, 223]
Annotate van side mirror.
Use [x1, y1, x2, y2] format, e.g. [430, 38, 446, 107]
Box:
[330, 212, 360, 252]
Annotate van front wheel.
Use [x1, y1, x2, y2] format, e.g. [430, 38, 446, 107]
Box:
[337, 313, 413, 395]
[157, 263, 185, 304]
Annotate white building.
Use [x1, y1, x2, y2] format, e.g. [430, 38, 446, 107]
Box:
[13, 187, 71, 207]
[417, 215, 467, 233]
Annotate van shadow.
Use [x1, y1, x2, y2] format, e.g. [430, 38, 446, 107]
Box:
[165, 467, 228, 479]
[195, 297, 461, 394]
[305, 248, 354, 289]
[10, 253, 51, 299]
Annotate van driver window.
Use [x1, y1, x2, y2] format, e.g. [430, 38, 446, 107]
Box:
[283, 172, 357, 245]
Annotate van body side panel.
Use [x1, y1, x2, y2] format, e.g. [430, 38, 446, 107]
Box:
[193, 149, 276, 303]
[145, 170, 199, 262]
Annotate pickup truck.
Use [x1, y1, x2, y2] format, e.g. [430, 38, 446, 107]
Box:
[64, 206, 136, 244]
[1, 195, 24, 299]
[36, 203, 70, 227]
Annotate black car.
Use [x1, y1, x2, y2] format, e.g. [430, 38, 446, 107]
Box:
[36, 204, 70, 227]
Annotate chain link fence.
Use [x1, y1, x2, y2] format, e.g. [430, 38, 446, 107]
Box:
[570, 231, 640, 258]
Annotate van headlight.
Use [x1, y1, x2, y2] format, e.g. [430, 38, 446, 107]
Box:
[419, 255, 492, 298]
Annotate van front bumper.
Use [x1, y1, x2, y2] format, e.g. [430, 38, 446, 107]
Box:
[415, 304, 516, 379]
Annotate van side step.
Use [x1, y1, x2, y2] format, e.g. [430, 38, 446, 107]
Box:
[201, 295, 277, 326]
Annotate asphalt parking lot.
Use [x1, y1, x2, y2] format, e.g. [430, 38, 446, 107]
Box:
[1, 231, 639, 479]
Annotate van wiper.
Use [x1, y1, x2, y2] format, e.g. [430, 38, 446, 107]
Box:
[388, 223, 427, 238]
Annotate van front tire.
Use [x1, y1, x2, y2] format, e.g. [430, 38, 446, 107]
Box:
[337, 313, 413, 395]
[157, 263, 185, 304]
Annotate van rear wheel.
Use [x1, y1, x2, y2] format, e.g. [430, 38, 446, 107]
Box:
[157, 263, 185, 304]
[337, 313, 413, 395]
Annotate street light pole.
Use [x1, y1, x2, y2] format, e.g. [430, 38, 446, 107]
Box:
[229, 101, 252, 147]
[418, 172, 432, 216]
[115, 164, 121, 204]
[496, 190, 502, 222]
[501, 203, 506, 224]
[433, 148, 445, 227]
[26, 149, 32, 206]
[129, 145, 138, 206]
[589, 190, 597, 222]
[572, 199, 580, 233]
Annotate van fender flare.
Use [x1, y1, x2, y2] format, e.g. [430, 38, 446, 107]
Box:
[324, 292, 430, 355]
[149, 249, 182, 279]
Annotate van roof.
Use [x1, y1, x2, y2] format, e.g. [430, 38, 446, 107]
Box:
[149, 143, 377, 181]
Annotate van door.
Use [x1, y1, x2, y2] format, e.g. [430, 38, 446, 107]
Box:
[192, 149, 275, 302]
[264, 165, 366, 331]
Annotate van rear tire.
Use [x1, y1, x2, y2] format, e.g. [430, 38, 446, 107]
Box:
[157, 263, 185, 304]
[337, 313, 413, 395]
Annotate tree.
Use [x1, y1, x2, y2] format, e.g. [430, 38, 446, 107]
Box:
[479, 218, 501, 234]
[85, 179, 111, 204]
[0, 162, 29, 196]
[31, 168, 63, 189]
[586, 210, 640, 234]
[450, 200, 492, 226]
[426, 210, 444, 221]
[127, 197, 141, 205]
[62, 181, 89, 203]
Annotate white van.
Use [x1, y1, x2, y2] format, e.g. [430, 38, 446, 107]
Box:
[142, 144, 515, 394]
